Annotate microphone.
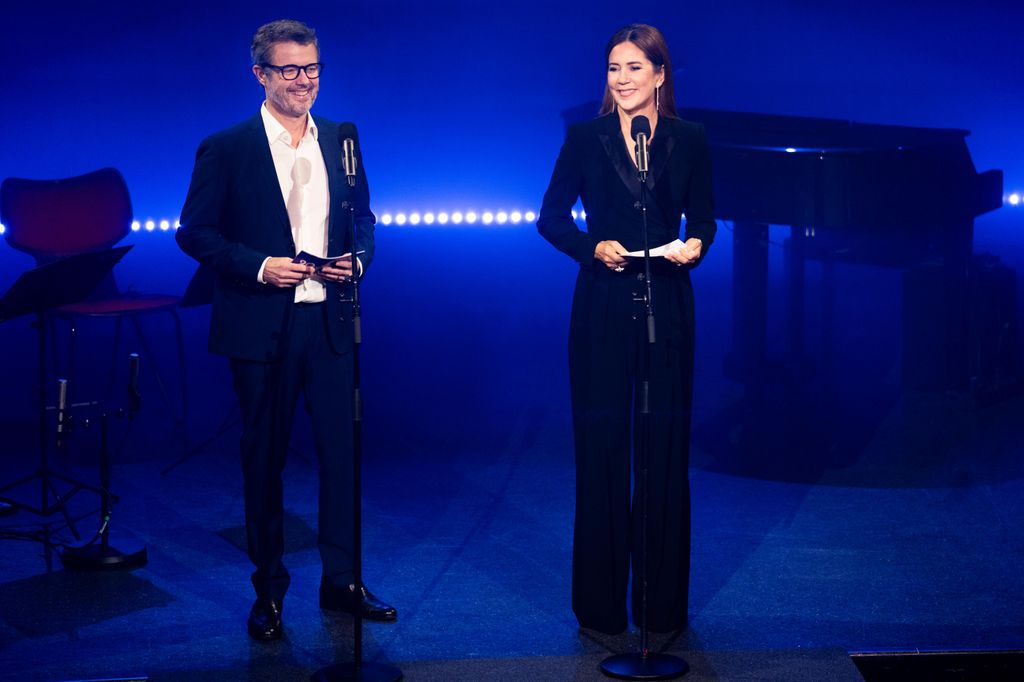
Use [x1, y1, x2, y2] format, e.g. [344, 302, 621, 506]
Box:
[630, 115, 651, 178]
[56, 378, 68, 449]
[127, 353, 141, 416]
[339, 123, 357, 188]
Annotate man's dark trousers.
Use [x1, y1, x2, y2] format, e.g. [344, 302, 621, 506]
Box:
[230, 302, 354, 603]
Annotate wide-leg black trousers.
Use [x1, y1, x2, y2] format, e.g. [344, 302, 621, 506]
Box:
[568, 263, 695, 634]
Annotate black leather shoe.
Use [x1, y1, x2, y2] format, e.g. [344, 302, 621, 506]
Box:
[247, 598, 283, 640]
[320, 583, 397, 622]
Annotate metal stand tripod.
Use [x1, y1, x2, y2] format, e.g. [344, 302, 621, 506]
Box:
[311, 163, 401, 682]
[601, 124, 688, 680]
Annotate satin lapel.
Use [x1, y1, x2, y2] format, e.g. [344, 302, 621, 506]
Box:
[249, 116, 292, 242]
[599, 115, 673, 200]
[649, 123, 676, 190]
[599, 125, 642, 203]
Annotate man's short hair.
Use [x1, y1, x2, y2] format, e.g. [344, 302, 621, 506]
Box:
[251, 19, 319, 65]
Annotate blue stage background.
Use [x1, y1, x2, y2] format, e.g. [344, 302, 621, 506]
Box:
[1, 0, 1021, 463]
[1, 0, 1020, 216]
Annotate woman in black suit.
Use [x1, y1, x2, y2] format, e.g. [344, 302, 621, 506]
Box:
[537, 24, 715, 635]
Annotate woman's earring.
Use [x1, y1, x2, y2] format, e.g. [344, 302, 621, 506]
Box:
[655, 86, 661, 112]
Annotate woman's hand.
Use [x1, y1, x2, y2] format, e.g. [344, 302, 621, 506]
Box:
[664, 238, 702, 266]
[595, 240, 628, 271]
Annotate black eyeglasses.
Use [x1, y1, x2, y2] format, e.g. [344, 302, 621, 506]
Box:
[260, 62, 323, 80]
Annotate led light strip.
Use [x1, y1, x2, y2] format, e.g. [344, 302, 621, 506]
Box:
[379, 210, 542, 226]
[117, 209, 587, 231]
[130, 219, 179, 232]
[4, 197, 1022, 237]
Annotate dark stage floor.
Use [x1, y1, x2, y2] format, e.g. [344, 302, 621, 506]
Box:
[2, 385, 1023, 681]
[3, 218, 1024, 680]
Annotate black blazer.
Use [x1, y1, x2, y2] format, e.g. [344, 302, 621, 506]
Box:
[177, 112, 375, 362]
[537, 113, 715, 266]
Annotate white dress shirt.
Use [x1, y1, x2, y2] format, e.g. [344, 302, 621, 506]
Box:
[256, 103, 330, 303]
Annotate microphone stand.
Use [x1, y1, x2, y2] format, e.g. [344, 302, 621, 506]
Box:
[60, 354, 148, 570]
[600, 140, 689, 681]
[311, 178, 401, 682]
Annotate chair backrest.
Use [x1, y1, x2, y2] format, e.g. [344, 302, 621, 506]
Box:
[1, 168, 133, 261]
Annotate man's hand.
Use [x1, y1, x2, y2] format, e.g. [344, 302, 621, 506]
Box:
[595, 240, 628, 270]
[263, 257, 314, 288]
[319, 254, 354, 283]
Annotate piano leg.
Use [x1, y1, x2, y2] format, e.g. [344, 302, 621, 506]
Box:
[903, 221, 973, 391]
[714, 220, 834, 479]
[785, 226, 806, 375]
[729, 221, 769, 398]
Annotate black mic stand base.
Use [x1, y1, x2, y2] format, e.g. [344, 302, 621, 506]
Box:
[310, 661, 403, 682]
[601, 651, 689, 680]
[60, 539, 148, 571]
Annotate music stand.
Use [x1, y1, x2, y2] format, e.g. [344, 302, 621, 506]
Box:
[0, 246, 132, 533]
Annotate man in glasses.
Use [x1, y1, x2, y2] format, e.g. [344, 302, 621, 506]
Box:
[177, 19, 395, 641]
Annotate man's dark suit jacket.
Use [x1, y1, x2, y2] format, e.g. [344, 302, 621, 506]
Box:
[177, 112, 375, 362]
[537, 112, 716, 264]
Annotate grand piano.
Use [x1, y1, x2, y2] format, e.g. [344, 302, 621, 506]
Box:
[688, 107, 1006, 397]
[562, 103, 1008, 398]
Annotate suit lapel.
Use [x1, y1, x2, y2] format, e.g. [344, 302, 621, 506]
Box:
[649, 125, 677, 189]
[599, 115, 642, 202]
[248, 114, 292, 245]
[315, 117, 349, 253]
[598, 114, 677, 199]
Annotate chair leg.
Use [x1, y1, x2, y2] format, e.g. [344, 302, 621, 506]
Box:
[50, 314, 62, 384]
[168, 307, 188, 428]
[105, 315, 125, 405]
[64, 315, 74, 402]
[128, 312, 187, 428]
[57, 312, 79, 459]
[128, 314, 166, 411]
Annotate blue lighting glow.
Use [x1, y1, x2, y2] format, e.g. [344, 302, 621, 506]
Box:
[76, 194, 1019, 237]
[0, 223, 5, 235]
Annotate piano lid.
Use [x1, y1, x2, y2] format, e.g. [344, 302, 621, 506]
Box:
[678, 107, 972, 154]
[560, 103, 1003, 233]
